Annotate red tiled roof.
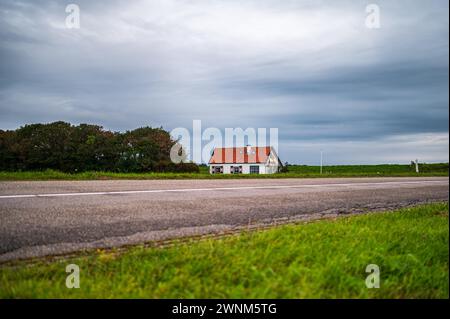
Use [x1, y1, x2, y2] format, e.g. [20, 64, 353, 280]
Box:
[209, 146, 272, 164]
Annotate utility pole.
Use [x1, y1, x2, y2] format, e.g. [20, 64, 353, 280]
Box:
[320, 150, 323, 174]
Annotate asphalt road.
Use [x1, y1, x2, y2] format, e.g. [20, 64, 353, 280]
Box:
[0, 177, 448, 262]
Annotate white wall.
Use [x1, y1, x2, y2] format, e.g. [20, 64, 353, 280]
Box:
[265, 165, 278, 174]
[265, 150, 280, 174]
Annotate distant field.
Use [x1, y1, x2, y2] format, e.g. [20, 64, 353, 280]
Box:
[0, 203, 448, 298]
[288, 163, 448, 176]
[0, 163, 447, 180]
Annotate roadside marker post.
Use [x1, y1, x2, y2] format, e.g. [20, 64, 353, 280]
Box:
[320, 151, 323, 175]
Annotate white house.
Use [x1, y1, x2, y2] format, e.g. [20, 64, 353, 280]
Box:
[208, 146, 282, 174]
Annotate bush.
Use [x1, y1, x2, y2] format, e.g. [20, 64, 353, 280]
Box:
[279, 165, 289, 173]
[0, 121, 199, 173]
[154, 161, 200, 173]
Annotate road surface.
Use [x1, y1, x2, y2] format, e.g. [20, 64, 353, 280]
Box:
[0, 177, 448, 262]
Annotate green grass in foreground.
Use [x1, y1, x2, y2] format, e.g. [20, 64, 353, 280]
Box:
[0, 163, 448, 180]
[0, 203, 448, 298]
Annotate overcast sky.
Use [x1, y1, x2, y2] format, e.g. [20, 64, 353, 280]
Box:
[0, 0, 448, 164]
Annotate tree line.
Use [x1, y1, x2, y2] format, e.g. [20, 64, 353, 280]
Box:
[0, 121, 198, 173]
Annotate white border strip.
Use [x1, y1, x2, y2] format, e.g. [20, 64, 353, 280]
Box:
[0, 180, 447, 199]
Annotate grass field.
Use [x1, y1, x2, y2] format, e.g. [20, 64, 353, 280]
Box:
[0, 163, 447, 180]
[0, 203, 448, 298]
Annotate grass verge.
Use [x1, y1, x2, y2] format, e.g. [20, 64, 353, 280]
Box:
[0, 163, 448, 180]
[0, 202, 448, 298]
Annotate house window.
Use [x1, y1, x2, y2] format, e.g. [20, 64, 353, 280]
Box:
[231, 166, 242, 174]
[250, 165, 259, 174]
[212, 166, 223, 174]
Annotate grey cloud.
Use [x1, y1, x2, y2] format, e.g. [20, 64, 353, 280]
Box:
[0, 0, 448, 164]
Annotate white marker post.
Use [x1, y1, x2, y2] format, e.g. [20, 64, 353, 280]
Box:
[415, 159, 419, 173]
[320, 151, 323, 175]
